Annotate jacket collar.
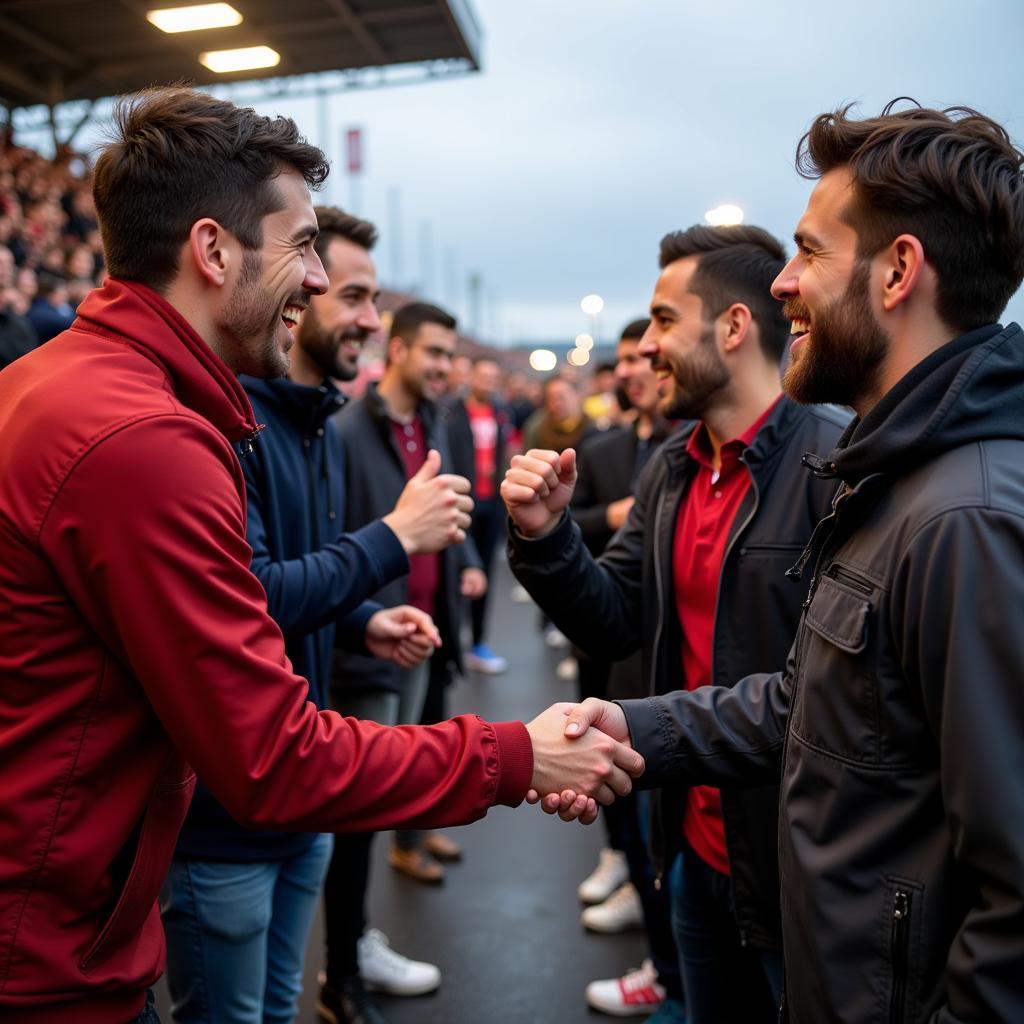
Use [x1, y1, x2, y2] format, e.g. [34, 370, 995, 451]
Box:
[74, 278, 257, 443]
[243, 374, 345, 432]
[363, 381, 439, 435]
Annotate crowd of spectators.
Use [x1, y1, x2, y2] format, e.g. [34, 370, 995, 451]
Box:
[0, 139, 106, 368]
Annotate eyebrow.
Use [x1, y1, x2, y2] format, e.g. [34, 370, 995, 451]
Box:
[292, 223, 319, 244]
[649, 302, 677, 318]
[793, 229, 824, 249]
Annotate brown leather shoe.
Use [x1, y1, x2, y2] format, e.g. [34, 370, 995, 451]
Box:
[388, 844, 445, 884]
[423, 831, 463, 862]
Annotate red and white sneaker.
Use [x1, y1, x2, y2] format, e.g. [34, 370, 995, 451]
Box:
[585, 959, 666, 1017]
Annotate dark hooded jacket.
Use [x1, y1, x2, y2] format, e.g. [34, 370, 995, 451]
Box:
[620, 323, 1024, 1023]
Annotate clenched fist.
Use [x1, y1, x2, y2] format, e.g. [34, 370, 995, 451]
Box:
[500, 448, 577, 538]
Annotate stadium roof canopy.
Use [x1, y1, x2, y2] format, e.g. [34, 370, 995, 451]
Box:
[0, 0, 482, 113]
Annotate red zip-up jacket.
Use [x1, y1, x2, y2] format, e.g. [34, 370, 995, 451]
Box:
[0, 280, 533, 1024]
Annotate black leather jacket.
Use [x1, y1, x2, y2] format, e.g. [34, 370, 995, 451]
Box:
[509, 395, 849, 950]
[621, 324, 1024, 1022]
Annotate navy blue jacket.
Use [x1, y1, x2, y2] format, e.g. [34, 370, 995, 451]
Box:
[173, 375, 408, 861]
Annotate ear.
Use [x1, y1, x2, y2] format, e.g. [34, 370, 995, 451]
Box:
[719, 302, 753, 354]
[187, 218, 234, 289]
[386, 336, 406, 366]
[878, 234, 926, 312]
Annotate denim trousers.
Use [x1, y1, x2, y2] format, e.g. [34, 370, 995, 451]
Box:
[160, 832, 333, 1023]
[669, 844, 783, 1024]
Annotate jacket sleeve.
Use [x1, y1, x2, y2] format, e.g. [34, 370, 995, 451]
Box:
[507, 463, 651, 661]
[41, 416, 534, 832]
[618, 662, 791, 790]
[242, 449, 408, 637]
[891, 507, 1024, 1024]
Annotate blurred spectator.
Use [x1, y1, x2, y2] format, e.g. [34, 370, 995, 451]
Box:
[0, 244, 37, 370]
[447, 357, 513, 674]
[26, 272, 75, 343]
[582, 360, 623, 430]
[447, 353, 473, 398]
[522, 374, 597, 453]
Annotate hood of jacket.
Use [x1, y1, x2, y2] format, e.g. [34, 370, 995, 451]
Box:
[829, 322, 1024, 484]
[242, 374, 346, 431]
[74, 277, 258, 443]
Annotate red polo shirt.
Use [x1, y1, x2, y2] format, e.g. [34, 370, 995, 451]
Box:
[673, 397, 779, 875]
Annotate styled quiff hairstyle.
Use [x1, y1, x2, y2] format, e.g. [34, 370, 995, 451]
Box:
[798, 99, 1024, 331]
[93, 86, 329, 292]
[313, 206, 378, 267]
[659, 225, 790, 363]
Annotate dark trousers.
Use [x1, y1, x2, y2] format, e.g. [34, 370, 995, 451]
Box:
[468, 496, 506, 645]
[323, 831, 374, 979]
[670, 844, 782, 1023]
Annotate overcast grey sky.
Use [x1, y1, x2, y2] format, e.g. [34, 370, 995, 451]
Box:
[76, 0, 1024, 345]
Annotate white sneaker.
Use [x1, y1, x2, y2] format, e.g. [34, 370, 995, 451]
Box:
[585, 959, 666, 1017]
[357, 928, 441, 996]
[581, 882, 643, 933]
[544, 625, 570, 649]
[578, 847, 629, 904]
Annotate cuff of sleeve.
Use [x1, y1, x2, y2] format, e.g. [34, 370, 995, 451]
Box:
[337, 600, 382, 653]
[352, 519, 410, 582]
[506, 510, 573, 561]
[616, 697, 673, 789]
[491, 720, 534, 806]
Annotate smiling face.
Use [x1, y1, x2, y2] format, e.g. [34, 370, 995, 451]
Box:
[296, 235, 380, 382]
[773, 167, 891, 407]
[614, 337, 660, 416]
[639, 256, 731, 420]
[214, 167, 327, 378]
[393, 321, 457, 403]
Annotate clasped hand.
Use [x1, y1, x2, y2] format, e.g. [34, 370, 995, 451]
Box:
[525, 699, 641, 825]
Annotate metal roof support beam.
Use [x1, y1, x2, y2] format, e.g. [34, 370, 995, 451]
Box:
[0, 12, 87, 71]
[323, 0, 389, 65]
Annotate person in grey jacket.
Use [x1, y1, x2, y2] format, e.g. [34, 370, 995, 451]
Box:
[535, 101, 1024, 1023]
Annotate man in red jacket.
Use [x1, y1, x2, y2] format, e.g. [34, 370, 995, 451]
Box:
[0, 86, 642, 1024]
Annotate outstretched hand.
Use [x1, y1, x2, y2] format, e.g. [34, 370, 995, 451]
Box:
[526, 699, 633, 821]
[500, 448, 577, 538]
[525, 701, 642, 826]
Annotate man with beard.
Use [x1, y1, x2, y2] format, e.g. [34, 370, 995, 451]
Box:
[160, 208, 475, 1023]
[322, 302, 487, 1022]
[549, 102, 1024, 1024]
[502, 225, 848, 1023]
[0, 87, 644, 1024]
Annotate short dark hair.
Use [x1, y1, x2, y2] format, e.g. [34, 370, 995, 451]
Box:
[35, 272, 66, 299]
[312, 206, 377, 268]
[619, 318, 650, 341]
[659, 225, 790, 363]
[391, 302, 457, 345]
[797, 99, 1024, 331]
[93, 86, 329, 292]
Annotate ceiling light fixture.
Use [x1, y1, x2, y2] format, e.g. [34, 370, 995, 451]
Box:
[147, 3, 243, 34]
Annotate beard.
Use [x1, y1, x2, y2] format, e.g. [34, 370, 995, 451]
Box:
[295, 303, 367, 382]
[218, 249, 292, 379]
[783, 260, 889, 407]
[658, 322, 731, 420]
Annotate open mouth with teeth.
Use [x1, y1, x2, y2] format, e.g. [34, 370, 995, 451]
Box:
[281, 304, 305, 330]
[789, 317, 810, 352]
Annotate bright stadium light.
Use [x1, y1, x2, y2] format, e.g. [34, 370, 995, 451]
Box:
[529, 349, 558, 373]
[147, 3, 243, 33]
[705, 204, 745, 226]
[580, 294, 604, 316]
[568, 347, 591, 367]
[574, 333, 594, 351]
[200, 45, 281, 73]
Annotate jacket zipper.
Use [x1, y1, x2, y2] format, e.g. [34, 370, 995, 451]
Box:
[890, 888, 912, 1024]
[827, 563, 873, 595]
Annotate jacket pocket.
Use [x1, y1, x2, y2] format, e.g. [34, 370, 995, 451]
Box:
[79, 754, 195, 974]
[791, 569, 881, 763]
[885, 876, 923, 1024]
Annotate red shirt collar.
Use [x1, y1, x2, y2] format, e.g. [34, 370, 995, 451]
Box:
[685, 393, 782, 471]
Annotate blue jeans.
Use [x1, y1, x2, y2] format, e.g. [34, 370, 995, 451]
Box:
[128, 989, 160, 1023]
[160, 833, 333, 1024]
[670, 845, 782, 1024]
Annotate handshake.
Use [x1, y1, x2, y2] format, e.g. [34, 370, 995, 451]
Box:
[524, 699, 639, 825]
